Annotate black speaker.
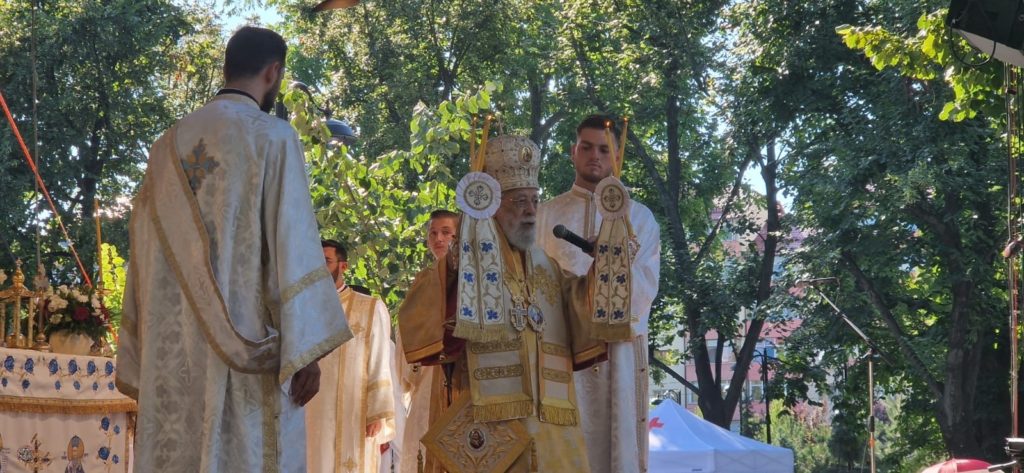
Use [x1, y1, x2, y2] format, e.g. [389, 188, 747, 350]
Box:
[947, 0, 1024, 66]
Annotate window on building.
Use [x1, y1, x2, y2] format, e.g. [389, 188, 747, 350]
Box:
[756, 340, 777, 359]
[705, 339, 734, 363]
[749, 380, 764, 401]
[686, 383, 699, 405]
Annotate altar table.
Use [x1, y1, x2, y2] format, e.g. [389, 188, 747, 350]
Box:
[0, 347, 135, 472]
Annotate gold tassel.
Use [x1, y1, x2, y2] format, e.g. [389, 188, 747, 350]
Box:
[539, 404, 578, 426]
[472, 399, 534, 423]
[530, 440, 539, 472]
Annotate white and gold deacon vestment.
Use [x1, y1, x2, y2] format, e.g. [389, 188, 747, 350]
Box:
[307, 286, 396, 473]
[537, 184, 661, 473]
[392, 331, 441, 473]
[117, 94, 353, 473]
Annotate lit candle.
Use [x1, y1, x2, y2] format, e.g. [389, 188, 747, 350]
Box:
[475, 115, 493, 172]
[604, 121, 617, 176]
[26, 290, 33, 347]
[13, 285, 21, 347]
[94, 198, 103, 287]
[617, 117, 629, 177]
[469, 115, 478, 166]
[12, 261, 22, 347]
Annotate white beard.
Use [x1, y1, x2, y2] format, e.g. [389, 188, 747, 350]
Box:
[505, 225, 536, 251]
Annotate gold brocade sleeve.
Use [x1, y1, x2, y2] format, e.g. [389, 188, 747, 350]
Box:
[554, 258, 608, 369]
[398, 260, 449, 364]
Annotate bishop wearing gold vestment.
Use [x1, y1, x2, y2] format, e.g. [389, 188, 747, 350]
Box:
[399, 135, 625, 473]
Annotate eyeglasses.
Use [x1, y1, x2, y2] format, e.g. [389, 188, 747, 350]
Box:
[504, 195, 540, 211]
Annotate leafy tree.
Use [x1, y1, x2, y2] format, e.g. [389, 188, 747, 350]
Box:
[763, 0, 1010, 459]
[0, 0, 195, 286]
[284, 78, 499, 307]
[760, 404, 833, 473]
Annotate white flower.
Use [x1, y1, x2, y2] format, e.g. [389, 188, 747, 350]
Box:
[49, 314, 62, 325]
[58, 285, 69, 294]
[91, 297, 102, 309]
[75, 293, 89, 304]
[48, 295, 68, 311]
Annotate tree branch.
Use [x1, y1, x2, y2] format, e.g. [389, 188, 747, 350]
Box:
[694, 149, 754, 266]
[841, 251, 944, 397]
[649, 346, 699, 394]
[725, 141, 780, 409]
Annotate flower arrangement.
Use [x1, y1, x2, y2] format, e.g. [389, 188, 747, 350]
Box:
[41, 285, 111, 342]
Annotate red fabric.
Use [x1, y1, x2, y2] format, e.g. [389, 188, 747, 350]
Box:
[920, 458, 991, 473]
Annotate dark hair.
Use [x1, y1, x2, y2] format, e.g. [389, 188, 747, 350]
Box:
[349, 284, 372, 296]
[224, 26, 287, 82]
[321, 239, 348, 262]
[429, 209, 460, 221]
[576, 114, 619, 144]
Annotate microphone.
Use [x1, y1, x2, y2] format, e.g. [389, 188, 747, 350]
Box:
[794, 277, 839, 288]
[553, 224, 594, 254]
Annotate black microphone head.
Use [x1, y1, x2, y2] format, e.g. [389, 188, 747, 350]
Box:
[553, 224, 568, 238]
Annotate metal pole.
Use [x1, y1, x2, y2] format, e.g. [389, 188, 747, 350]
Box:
[762, 351, 771, 444]
[804, 283, 891, 473]
[868, 349, 877, 473]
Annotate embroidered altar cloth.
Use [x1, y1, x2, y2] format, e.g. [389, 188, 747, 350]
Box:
[0, 347, 135, 473]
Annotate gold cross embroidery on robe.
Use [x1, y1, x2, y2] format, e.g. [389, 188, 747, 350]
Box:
[182, 138, 219, 191]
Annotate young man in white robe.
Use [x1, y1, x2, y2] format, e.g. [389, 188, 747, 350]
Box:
[307, 240, 397, 473]
[116, 26, 353, 473]
[537, 115, 662, 473]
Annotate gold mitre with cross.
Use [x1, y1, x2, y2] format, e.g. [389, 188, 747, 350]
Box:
[482, 135, 541, 191]
[453, 134, 542, 343]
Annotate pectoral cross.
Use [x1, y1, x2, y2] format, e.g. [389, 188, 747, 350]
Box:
[510, 296, 528, 332]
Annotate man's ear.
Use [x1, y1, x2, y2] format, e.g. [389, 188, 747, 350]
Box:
[264, 61, 283, 86]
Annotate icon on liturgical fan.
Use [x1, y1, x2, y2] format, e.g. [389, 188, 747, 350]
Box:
[63, 436, 85, 473]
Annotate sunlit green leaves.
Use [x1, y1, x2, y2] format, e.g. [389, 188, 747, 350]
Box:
[837, 10, 1003, 123]
[291, 81, 501, 311]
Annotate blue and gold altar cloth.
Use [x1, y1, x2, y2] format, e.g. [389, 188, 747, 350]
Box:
[0, 347, 135, 472]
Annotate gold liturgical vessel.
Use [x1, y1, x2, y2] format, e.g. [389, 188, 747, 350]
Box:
[0, 260, 47, 350]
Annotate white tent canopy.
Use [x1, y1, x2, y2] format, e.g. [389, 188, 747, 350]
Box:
[648, 399, 795, 473]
